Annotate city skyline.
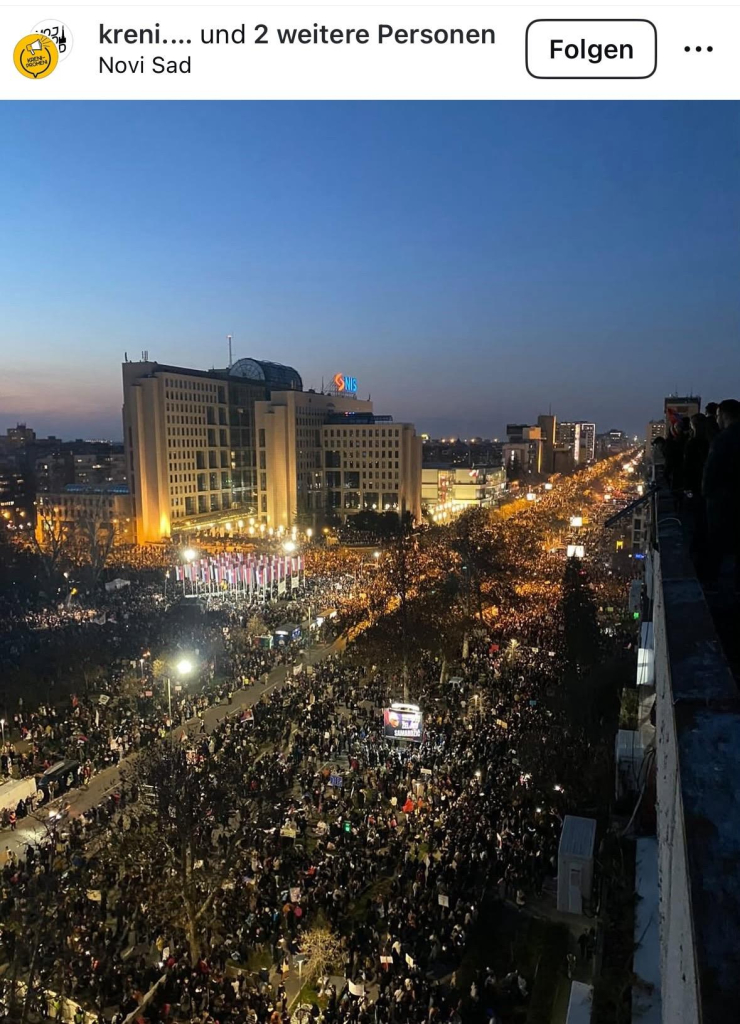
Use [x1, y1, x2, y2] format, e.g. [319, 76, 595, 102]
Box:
[2, 100, 738, 439]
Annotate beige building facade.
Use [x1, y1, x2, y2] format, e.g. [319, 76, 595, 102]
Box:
[322, 416, 422, 523]
[255, 390, 372, 531]
[36, 486, 135, 546]
[122, 358, 299, 543]
[122, 358, 422, 541]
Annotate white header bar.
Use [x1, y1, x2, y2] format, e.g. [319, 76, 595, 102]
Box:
[1, 5, 737, 99]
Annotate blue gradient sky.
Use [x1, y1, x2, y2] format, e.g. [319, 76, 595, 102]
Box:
[1, 101, 738, 440]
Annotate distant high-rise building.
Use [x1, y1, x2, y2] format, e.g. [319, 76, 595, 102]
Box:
[422, 438, 504, 469]
[646, 419, 665, 447]
[5, 423, 36, 448]
[578, 422, 596, 463]
[0, 458, 33, 532]
[35, 452, 73, 494]
[73, 446, 127, 487]
[556, 421, 581, 466]
[596, 429, 632, 458]
[537, 414, 557, 473]
[664, 394, 700, 435]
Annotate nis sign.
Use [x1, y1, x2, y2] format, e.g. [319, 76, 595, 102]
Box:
[333, 373, 357, 394]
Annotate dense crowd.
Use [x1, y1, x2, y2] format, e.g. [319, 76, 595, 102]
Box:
[1, 628, 601, 1024]
[0, 456, 637, 1023]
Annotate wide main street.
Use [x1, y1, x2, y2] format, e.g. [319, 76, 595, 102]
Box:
[0, 635, 344, 862]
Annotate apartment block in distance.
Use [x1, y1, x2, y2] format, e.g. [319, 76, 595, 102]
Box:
[36, 484, 135, 546]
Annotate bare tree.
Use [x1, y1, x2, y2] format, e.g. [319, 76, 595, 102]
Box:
[118, 743, 243, 964]
[73, 497, 117, 589]
[298, 926, 343, 988]
[31, 500, 70, 586]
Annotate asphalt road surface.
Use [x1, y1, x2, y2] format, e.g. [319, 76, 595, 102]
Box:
[0, 636, 344, 861]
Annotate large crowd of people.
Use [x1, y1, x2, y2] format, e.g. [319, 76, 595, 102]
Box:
[0, 455, 639, 1024]
[0, 630, 607, 1024]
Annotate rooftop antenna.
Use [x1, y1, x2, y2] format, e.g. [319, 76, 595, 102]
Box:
[227, 334, 233, 369]
[321, 376, 325, 394]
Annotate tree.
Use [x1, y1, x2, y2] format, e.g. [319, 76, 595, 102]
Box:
[449, 509, 521, 621]
[118, 743, 243, 963]
[384, 526, 417, 697]
[298, 926, 343, 987]
[72, 498, 117, 589]
[31, 501, 70, 586]
[562, 558, 601, 670]
[246, 612, 268, 638]
[2, 815, 84, 1024]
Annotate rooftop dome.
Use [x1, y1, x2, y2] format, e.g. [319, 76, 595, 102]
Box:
[228, 358, 302, 391]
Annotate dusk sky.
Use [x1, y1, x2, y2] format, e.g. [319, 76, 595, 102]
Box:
[1, 100, 738, 440]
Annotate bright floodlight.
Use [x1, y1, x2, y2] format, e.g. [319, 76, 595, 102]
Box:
[373, 550, 381, 559]
[283, 540, 297, 553]
[176, 658, 193, 675]
[183, 548, 197, 562]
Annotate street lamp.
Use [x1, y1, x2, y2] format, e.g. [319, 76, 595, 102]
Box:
[166, 659, 193, 744]
[283, 540, 296, 554]
[0, 719, 5, 746]
[183, 548, 197, 562]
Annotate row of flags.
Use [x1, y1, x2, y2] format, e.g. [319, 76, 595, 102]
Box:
[174, 552, 304, 591]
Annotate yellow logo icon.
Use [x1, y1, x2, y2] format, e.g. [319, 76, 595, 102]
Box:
[14, 34, 59, 79]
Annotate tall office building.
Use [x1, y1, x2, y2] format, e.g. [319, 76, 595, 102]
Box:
[122, 356, 421, 541]
[255, 389, 372, 530]
[122, 356, 301, 543]
[537, 414, 557, 474]
[555, 421, 582, 466]
[578, 422, 596, 463]
[504, 425, 543, 477]
[322, 413, 422, 522]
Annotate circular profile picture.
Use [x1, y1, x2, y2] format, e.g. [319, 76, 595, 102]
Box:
[14, 34, 59, 79]
[387, 710, 400, 729]
[31, 19, 73, 61]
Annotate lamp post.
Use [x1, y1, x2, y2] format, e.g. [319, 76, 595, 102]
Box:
[0, 719, 5, 747]
[166, 658, 193, 746]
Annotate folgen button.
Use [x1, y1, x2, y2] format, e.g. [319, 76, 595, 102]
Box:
[526, 19, 657, 79]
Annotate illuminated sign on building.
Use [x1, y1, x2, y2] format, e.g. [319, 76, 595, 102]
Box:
[333, 373, 357, 394]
